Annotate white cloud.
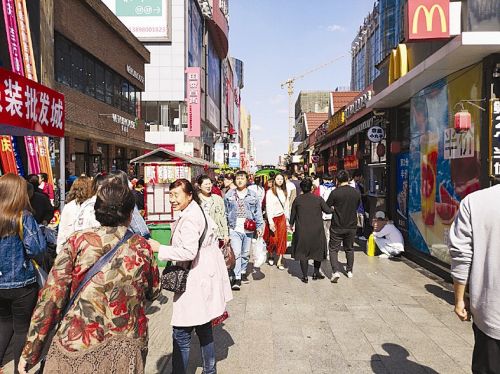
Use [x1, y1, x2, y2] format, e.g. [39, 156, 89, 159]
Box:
[270, 94, 286, 105]
[327, 24, 345, 32]
[253, 125, 263, 132]
[257, 139, 272, 146]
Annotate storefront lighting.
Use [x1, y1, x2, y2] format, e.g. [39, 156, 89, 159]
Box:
[453, 100, 486, 133]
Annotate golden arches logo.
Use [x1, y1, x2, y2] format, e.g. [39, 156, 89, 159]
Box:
[412, 4, 447, 34]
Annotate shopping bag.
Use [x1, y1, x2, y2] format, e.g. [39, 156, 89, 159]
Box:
[252, 238, 267, 268]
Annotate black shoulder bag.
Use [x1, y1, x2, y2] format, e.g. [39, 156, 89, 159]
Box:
[161, 207, 208, 293]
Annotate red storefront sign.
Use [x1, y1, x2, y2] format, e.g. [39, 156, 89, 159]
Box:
[407, 0, 450, 41]
[0, 67, 64, 137]
[344, 155, 359, 170]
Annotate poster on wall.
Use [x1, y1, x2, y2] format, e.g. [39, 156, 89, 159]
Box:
[228, 143, 240, 168]
[188, 0, 202, 67]
[207, 36, 221, 128]
[408, 65, 482, 264]
[396, 152, 409, 233]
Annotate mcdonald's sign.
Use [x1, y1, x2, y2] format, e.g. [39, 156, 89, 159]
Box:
[388, 44, 409, 84]
[407, 0, 450, 41]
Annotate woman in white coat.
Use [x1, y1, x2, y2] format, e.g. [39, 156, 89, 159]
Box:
[150, 179, 232, 374]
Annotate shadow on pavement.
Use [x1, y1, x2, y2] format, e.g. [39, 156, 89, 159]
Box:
[424, 284, 455, 305]
[251, 267, 266, 281]
[372, 343, 439, 374]
[156, 353, 172, 373]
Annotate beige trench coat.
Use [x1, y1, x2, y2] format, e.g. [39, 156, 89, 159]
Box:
[158, 201, 233, 327]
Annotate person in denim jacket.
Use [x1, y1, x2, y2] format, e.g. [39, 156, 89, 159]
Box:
[224, 171, 264, 290]
[0, 174, 46, 373]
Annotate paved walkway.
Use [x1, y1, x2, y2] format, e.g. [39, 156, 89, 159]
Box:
[145, 248, 474, 374]
[3, 248, 473, 373]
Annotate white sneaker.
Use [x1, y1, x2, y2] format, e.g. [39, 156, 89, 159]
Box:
[331, 272, 340, 283]
[347, 271, 353, 278]
[268, 259, 274, 266]
[378, 254, 390, 259]
[358, 236, 367, 241]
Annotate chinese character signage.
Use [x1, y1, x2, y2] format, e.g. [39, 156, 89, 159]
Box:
[0, 67, 65, 137]
[396, 153, 409, 233]
[491, 99, 500, 177]
[407, 0, 450, 41]
[2, 0, 23, 75]
[444, 128, 474, 160]
[185, 67, 201, 137]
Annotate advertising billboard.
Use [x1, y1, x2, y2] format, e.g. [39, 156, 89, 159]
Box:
[207, 36, 221, 127]
[408, 64, 482, 264]
[102, 0, 172, 42]
[188, 0, 202, 67]
[228, 143, 240, 168]
[407, 0, 450, 41]
[185, 67, 201, 137]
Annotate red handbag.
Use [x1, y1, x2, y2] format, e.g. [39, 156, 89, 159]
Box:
[244, 218, 257, 232]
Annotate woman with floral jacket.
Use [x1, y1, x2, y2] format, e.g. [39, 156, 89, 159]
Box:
[19, 182, 160, 374]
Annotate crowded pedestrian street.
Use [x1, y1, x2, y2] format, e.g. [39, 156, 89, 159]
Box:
[140, 249, 474, 374]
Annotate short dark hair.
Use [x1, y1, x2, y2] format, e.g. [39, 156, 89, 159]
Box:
[336, 170, 349, 184]
[352, 170, 362, 178]
[323, 173, 334, 181]
[92, 173, 107, 194]
[196, 174, 212, 186]
[94, 181, 135, 227]
[108, 170, 129, 186]
[136, 179, 145, 188]
[300, 178, 313, 193]
[39, 173, 49, 182]
[235, 170, 248, 178]
[26, 174, 39, 189]
[169, 178, 200, 204]
[224, 173, 235, 182]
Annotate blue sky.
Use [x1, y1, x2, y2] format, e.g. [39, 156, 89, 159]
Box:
[229, 0, 375, 164]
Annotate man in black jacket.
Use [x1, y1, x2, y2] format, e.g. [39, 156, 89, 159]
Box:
[326, 169, 361, 283]
[26, 175, 54, 225]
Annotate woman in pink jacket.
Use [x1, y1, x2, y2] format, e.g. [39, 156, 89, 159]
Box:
[150, 179, 232, 374]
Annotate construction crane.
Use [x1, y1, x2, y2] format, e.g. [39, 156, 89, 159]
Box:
[281, 54, 347, 154]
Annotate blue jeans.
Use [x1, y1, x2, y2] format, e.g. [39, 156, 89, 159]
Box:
[230, 230, 253, 279]
[172, 322, 216, 374]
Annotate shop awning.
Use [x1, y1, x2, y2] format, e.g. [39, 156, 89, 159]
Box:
[130, 147, 217, 168]
[368, 32, 500, 109]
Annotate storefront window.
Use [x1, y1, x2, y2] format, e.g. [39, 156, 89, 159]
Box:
[95, 63, 105, 102]
[84, 55, 95, 97]
[105, 69, 113, 105]
[70, 48, 84, 91]
[121, 81, 129, 113]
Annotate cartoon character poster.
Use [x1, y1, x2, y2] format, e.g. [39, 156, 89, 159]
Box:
[408, 65, 482, 264]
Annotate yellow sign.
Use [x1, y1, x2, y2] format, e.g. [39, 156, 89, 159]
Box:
[329, 109, 345, 132]
[413, 4, 447, 34]
[388, 44, 409, 85]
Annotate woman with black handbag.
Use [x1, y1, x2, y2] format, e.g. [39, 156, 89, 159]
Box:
[18, 181, 160, 374]
[149, 179, 232, 374]
[0, 174, 46, 374]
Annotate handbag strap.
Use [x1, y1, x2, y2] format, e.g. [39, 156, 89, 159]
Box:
[61, 229, 133, 318]
[190, 206, 208, 269]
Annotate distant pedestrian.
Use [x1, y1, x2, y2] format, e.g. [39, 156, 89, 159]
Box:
[290, 178, 332, 283]
[222, 174, 236, 195]
[290, 173, 302, 194]
[133, 178, 145, 213]
[26, 174, 54, 225]
[56, 176, 93, 253]
[372, 211, 404, 258]
[285, 171, 297, 206]
[248, 176, 265, 205]
[449, 184, 500, 374]
[224, 171, 264, 289]
[151, 179, 232, 374]
[38, 173, 54, 204]
[349, 170, 366, 240]
[319, 174, 336, 256]
[19, 181, 160, 374]
[197, 175, 229, 245]
[326, 170, 361, 282]
[0, 174, 46, 374]
[265, 173, 289, 270]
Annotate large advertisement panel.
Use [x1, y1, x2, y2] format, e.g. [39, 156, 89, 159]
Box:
[396, 152, 409, 233]
[188, 0, 202, 67]
[102, 0, 171, 42]
[185, 67, 201, 137]
[408, 64, 482, 263]
[228, 143, 240, 168]
[207, 36, 221, 128]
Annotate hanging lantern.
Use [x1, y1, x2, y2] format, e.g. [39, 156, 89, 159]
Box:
[454, 110, 471, 133]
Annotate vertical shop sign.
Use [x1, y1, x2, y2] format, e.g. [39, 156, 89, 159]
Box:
[14, 0, 36, 80]
[396, 153, 409, 232]
[444, 128, 474, 160]
[2, 0, 23, 75]
[185, 67, 201, 137]
[490, 99, 500, 177]
[228, 143, 240, 168]
[214, 143, 224, 164]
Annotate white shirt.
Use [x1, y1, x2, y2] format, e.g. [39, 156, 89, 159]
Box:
[56, 200, 81, 253]
[266, 188, 289, 222]
[373, 222, 404, 250]
[319, 184, 335, 221]
[234, 189, 249, 233]
[248, 184, 265, 205]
